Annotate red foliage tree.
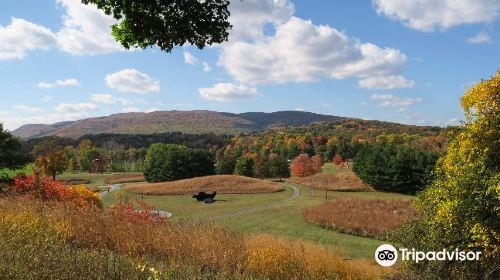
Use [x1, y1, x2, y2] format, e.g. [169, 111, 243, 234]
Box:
[291, 154, 316, 177]
[332, 154, 344, 166]
[311, 155, 323, 174]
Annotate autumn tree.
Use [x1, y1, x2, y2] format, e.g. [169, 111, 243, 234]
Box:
[291, 154, 320, 177]
[332, 153, 343, 165]
[31, 140, 68, 180]
[311, 155, 323, 174]
[82, 0, 231, 52]
[396, 71, 500, 279]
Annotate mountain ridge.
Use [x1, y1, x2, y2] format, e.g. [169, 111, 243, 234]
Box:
[12, 110, 346, 139]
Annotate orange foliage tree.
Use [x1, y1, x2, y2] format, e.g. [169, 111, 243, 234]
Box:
[291, 154, 322, 177]
[332, 153, 344, 165]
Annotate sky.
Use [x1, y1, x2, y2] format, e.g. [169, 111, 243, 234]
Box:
[0, 0, 499, 130]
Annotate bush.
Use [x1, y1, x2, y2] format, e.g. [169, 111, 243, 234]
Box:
[144, 144, 214, 182]
[4, 175, 100, 206]
[353, 144, 437, 194]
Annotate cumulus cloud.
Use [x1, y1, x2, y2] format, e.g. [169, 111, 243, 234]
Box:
[54, 102, 97, 113]
[0, 0, 124, 60]
[13, 105, 43, 113]
[0, 18, 57, 60]
[371, 93, 421, 111]
[90, 94, 132, 105]
[373, 0, 500, 32]
[228, 0, 294, 41]
[105, 69, 160, 94]
[183, 51, 198, 64]
[37, 78, 81, 89]
[220, 17, 407, 85]
[467, 31, 492, 44]
[199, 83, 260, 101]
[359, 75, 415, 89]
[56, 0, 123, 55]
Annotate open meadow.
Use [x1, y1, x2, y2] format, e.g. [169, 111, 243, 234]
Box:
[99, 164, 414, 260]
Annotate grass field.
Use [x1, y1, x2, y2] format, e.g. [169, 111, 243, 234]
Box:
[5, 162, 415, 261]
[304, 198, 417, 239]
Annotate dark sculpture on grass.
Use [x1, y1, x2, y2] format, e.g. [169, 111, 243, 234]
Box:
[192, 191, 217, 203]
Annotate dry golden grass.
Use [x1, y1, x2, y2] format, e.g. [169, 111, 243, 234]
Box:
[288, 172, 371, 192]
[303, 199, 418, 239]
[124, 175, 284, 195]
[0, 197, 390, 279]
[105, 173, 145, 184]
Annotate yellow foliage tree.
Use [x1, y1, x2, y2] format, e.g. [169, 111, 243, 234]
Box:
[398, 71, 500, 279]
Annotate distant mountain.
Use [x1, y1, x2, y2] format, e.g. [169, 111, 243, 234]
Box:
[12, 110, 346, 139]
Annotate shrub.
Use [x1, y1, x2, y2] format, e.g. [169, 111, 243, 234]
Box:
[353, 144, 437, 194]
[303, 199, 418, 239]
[144, 144, 214, 182]
[4, 175, 100, 206]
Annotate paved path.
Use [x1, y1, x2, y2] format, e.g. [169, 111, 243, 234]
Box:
[98, 184, 122, 198]
[210, 183, 300, 220]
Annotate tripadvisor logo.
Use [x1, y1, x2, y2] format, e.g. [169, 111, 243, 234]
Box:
[375, 244, 482, 267]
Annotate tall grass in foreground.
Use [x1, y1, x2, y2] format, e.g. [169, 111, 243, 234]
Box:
[0, 197, 389, 279]
[304, 199, 418, 239]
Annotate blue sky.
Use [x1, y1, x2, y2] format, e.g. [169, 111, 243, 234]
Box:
[0, 0, 498, 130]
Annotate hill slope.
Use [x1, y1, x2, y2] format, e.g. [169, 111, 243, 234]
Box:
[12, 110, 344, 139]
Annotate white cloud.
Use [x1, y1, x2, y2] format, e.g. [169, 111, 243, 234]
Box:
[13, 105, 43, 113]
[373, 0, 500, 32]
[183, 51, 198, 64]
[0, 17, 57, 60]
[371, 93, 421, 111]
[202, 62, 212, 72]
[294, 107, 304, 111]
[37, 78, 81, 89]
[199, 83, 260, 101]
[90, 94, 132, 105]
[359, 75, 415, 89]
[105, 69, 160, 94]
[56, 0, 124, 55]
[228, 0, 295, 41]
[467, 31, 492, 44]
[54, 102, 97, 113]
[0, 0, 125, 60]
[220, 17, 407, 85]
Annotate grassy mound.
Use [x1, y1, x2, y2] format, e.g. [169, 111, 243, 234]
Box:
[303, 198, 417, 239]
[124, 175, 284, 195]
[289, 172, 371, 192]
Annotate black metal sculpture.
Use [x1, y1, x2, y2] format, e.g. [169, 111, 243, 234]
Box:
[192, 191, 217, 203]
